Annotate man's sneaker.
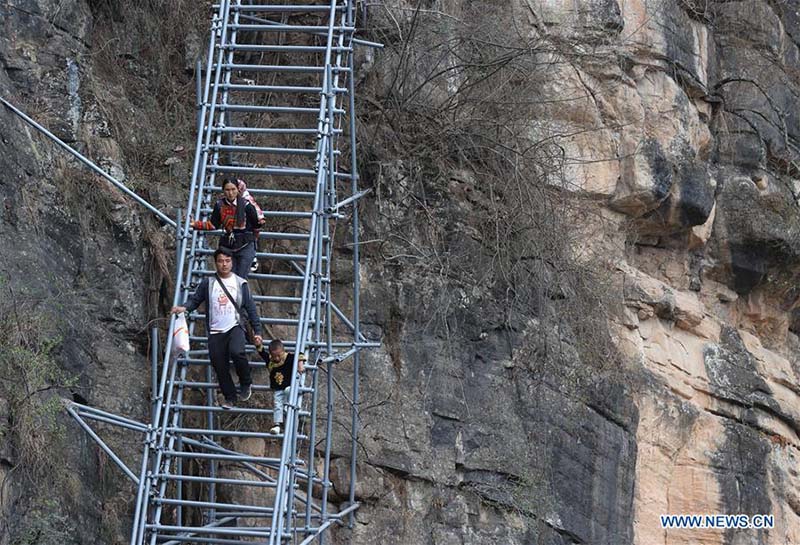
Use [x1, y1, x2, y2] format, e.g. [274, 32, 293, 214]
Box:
[269, 424, 281, 435]
[219, 397, 235, 410]
[239, 384, 252, 401]
[250, 257, 259, 273]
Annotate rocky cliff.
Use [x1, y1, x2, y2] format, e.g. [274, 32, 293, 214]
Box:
[1, 1, 800, 544]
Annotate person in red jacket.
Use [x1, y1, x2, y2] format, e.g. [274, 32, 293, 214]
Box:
[191, 178, 260, 278]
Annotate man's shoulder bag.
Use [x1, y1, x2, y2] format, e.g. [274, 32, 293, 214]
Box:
[214, 274, 255, 342]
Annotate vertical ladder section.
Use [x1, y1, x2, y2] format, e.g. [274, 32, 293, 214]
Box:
[130, 2, 367, 545]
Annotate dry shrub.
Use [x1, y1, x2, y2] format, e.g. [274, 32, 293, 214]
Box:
[84, 0, 207, 188]
[359, 2, 621, 376]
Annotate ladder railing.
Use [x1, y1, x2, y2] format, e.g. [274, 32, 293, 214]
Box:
[127, 2, 376, 544]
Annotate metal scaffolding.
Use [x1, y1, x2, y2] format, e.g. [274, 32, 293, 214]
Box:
[65, 1, 379, 544]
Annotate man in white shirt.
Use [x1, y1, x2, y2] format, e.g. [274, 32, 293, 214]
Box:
[172, 248, 263, 408]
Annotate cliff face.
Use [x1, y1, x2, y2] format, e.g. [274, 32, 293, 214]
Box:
[1, 1, 799, 544]
[0, 1, 192, 542]
[344, 1, 800, 544]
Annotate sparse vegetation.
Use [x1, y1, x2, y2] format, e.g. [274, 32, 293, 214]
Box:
[0, 276, 79, 543]
[359, 1, 621, 376]
[85, 0, 207, 189]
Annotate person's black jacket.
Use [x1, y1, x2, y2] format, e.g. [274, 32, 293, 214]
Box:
[209, 197, 261, 250]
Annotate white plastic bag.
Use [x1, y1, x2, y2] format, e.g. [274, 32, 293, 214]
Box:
[172, 313, 190, 355]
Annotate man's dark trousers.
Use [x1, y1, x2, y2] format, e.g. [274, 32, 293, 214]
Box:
[208, 326, 251, 400]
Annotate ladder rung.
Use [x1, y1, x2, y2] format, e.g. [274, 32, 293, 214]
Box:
[145, 524, 282, 545]
[156, 498, 275, 514]
[220, 104, 319, 114]
[177, 357, 271, 367]
[228, 24, 355, 33]
[261, 210, 314, 219]
[146, 524, 271, 539]
[258, 228, 311, 240]
[209, 144, 316, 155]
[167, 427, 305, 439]
[154, 473, 277, 488]
[186, 337, 302, 348]
[162, 451, 283, 464]
[180, 353, 321, 367]
[255, 251, 312, 262]
[192, 269, 305, 282]
[173, 380, 267, 390]
[171, 404, 277, 415]
[173, 381, 311, 397]
[206, 185, 315, 197]
[253, 295, 302, 303]
[221, 63, 325, 73]
[188, 315, 300, 326]
[225, 44, 327, 53]
[195, 248, 308, 261]
[212, 126, 319, 135]
[223, 83, 345, 94]
[170, 403, 310, 418]
[207, 164, 316, 177]
[147, 533, 273, 544]
[184, 337, 363, 350]
[194, 229, 311, 240]
[226, 4, 346, 12]
[259, 316, 301, 325]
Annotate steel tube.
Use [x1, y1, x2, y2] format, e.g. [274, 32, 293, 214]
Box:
[155, 474, 277, 488]
[134, 0, 225, 539]
[164, 451, 282, 464]
[70, 403, 148, 429]
[270, 4, 339, 540]
[67, 406, 139, 484]
[151, 327, 159, 422]
[0, 97, 176, 227]
[157, 498, 275, 514]
[159, 516, 238, 545]
[75, 412, 149, 433]
[347, 1, 363, 526]
[148, 525, 270, 538]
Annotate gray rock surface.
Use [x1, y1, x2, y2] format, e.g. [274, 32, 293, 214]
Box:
[2, 0, 800, 544]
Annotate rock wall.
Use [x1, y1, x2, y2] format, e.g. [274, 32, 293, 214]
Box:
[1, 0, 800, 544]
[0, 1, 193, 542]
[341, 0, 800, 544]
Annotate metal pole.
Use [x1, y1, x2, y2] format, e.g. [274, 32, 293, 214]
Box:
[304, 356, 321, 530]
[176, 404, 183, 528]
[67, 406, 140, 484]
[174, 206, 184, 528]
[319, 59, 338, 545]
[175, 208, 183, 269]
[0, 97, 176, 228]
[346, 0, 362, 527]
[129, 427, 154, 545]
[207, 360, 217, 523]
[225, 110, 234, 165]
[196, 59, 203, 132]
[151, 327, 159, 422]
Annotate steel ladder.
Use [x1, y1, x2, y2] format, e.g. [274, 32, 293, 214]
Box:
[129, 2, 372, 544]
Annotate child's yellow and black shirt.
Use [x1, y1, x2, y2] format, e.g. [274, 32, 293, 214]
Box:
[257, 348, 305, 390]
